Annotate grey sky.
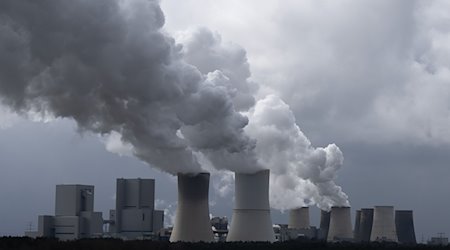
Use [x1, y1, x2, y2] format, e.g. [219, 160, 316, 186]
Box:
[1, 0, 449, 241]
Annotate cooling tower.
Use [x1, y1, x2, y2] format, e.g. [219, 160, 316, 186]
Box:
[289, 207, 310, 229]
[226, 169, 275, 242]
[395, 210, 416, 244]
[370, 206, 398, 242]
[170, 173, 214, 242]
[327, 206, 353, 242]
[318, 210, 331, 240]
[354, 210, 361, 241]
[359, 208, 374, 242]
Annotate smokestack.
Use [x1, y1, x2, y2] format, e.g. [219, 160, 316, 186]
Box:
[395, 210, 416, 244]
[370, 206, 398, 242]
[227, 169, 275, 242]
[359, 208, 374, 242]
[319, 210, 331, 240]
[170, 173, 214, 242]
[354, 210, 361, 241]
[288, 207, 310, 229]
[327, 206, 353, 242]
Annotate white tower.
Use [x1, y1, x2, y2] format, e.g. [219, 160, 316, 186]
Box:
[370, 206, 398, 242]
[327, 206, 353, 242]
[170, 173, 214, 242]
[227, 169, 275, 242]
[289, 207, 310, 229]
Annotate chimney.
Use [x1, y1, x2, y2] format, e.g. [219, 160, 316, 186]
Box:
[359, 208, 374, 242]
[318, 210, 331, 240]
[395, 210, 416, 244]
[169, 173, 214, 242]
[354, 210, 361, 241]
[370, 206, 398, 242]
[289, 207, 310, 229]
[327, 206, 353, 242]
[226, 169, 275, 242]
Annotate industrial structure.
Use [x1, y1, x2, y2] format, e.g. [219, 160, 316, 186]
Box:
[327, 206, 353, 242]
[108, 178, 164, 239]
[354, 210, 361, 241]
[318, 210, 331, 240]
[358, 208, 374, 242]
[227, 170, 275, 242]
[170, 173, 214, 242]
[25, 185, 103, 240]
[289, 207, 310, 229]
[370, 206, 398, 242]
[395, 210, 416, 244]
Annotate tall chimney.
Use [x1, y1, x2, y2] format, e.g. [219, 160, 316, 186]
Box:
[395, 210, 416, 244]
[226, 169, 275, 242]
[354, 210, 361, 241]
[370, 206, 398, 242]
[289, 207, 310, 229]
[170, 173, 214, 242]
[318, 210, 331, 240]
[327, 206, 353, 242]
[359, 208, 374, 242]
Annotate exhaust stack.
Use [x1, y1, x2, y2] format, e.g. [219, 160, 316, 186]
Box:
[289, 207, 310, 229]
[227, 169, 275, 242]
[370, 206, 398, 242]
[395, 210, 416, 244]
[327, 206, 353, 242]
[170, 173, 214, 242]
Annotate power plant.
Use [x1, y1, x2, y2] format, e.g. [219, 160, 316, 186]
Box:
[327, 206, 353, 242]
[170, 173, 214, 242]
[227, 169, 275, 242]
[22, 173, 419, 245]
[370, 206, 398, 242]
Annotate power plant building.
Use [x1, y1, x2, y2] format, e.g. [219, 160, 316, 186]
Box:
[359, 208, 374, 242]
[109, 178, 164, 240]
[25, 185, 103, 240]
[289, 207, 310, 229]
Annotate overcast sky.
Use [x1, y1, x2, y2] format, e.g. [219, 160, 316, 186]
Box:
[1, 0, 450, 241]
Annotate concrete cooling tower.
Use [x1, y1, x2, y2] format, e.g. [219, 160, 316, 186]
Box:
[354, 210, 361, 241]
[289, 207, 310, 229]
[318, 210, 331, 240]
[359, 208, 374, 242]
[227, 169, 275, 242]
[370, 206, 398, 242]
[395, 210, 416, 244]
[327, 206, 353, 242]
[170, 173, 214, 242]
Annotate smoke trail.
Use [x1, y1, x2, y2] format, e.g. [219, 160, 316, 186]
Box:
[0, 0, 259, 174]
[245, 95, 349, 210]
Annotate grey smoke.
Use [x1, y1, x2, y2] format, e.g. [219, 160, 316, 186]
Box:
[0, 0, 257, 174]
[0, 0, 349, 209]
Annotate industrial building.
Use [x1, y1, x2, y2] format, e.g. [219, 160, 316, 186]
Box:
[25, 185, 103, 240]
[327, 206, 353, 242]
[108, 178, 164, 240]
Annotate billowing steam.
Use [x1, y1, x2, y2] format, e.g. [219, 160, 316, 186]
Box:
[0, 0, 259, 174]
[245, 95, 349, 210]
[0, 0, 348, 209]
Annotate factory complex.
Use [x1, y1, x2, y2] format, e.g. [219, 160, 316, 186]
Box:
[25, 170, 418, 244]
